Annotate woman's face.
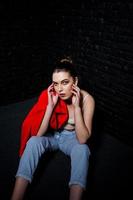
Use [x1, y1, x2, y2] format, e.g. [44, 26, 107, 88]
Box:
[52, 71, 75, 100]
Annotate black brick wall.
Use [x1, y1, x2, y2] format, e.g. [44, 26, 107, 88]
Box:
[0, 1, 133, 146]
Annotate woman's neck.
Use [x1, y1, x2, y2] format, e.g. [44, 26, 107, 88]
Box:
[65, 98, 72, 105]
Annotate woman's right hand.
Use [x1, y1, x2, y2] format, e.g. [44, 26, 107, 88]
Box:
[47, 83, 59, 108]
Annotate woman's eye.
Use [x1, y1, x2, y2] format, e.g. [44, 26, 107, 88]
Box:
[53, 83, 58, 86]
[62, 81, 69, 85]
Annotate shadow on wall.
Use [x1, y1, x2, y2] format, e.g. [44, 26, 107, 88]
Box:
[0, 97, 133, 200]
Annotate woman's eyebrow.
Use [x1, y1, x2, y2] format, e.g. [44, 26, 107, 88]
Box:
[53, 79, 69, 83]
[61, 79, 69, 82]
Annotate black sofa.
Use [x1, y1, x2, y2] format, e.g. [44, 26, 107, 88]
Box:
[0, 97, 133, 200]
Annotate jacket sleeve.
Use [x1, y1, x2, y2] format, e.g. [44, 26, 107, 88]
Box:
[19, 103, 38, 157]
[19, 89, 48, 157]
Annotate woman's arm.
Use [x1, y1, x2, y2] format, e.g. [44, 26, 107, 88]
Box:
[75, 95, 95, 143]
[37, 84, 59, 136]
[72, 85, 95, 143]
[37, 105, 54, 136]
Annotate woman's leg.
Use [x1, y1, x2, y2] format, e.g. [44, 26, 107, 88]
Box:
[69, 144, 90, 200]
[58, 131, 90, 200]
[11, 177, 29, 200]
[69, 185, 84, 200]
[11, 135, 58, 200]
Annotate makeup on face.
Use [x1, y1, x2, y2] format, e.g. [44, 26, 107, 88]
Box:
[52, 72, 75, 99]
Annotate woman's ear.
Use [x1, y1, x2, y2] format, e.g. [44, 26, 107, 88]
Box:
[74, 77, 78, 86]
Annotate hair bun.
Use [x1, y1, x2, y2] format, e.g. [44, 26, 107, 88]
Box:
[60, 56, 73, 64]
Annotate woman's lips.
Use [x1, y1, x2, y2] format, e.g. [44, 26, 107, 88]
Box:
[59, 93, 65, 97]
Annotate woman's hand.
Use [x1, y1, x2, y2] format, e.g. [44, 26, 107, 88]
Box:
[47, 83, 59, 108]
[71, 84, 81, 107]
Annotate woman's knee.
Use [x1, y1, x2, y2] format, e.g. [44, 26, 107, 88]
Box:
[25, 136, 47, 154]
[26, 136, 40, 146]
[71, 143, 90, 157]
[27, 136, 49, 151]
[26, 136, 46, 151]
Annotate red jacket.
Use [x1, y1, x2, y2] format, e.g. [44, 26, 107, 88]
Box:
[19, 89, 68, 157]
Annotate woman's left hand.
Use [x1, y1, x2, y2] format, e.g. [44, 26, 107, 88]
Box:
[47, 83, 59, 108]
[71, 84, 81, 107]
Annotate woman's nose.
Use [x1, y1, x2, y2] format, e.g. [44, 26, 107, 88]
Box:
[58, 84, 63, 92]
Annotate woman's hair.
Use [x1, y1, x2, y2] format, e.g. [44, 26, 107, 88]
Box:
[53, 56, 77, 78]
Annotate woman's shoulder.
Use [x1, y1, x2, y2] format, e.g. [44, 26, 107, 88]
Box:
[80, 89, 95, 105]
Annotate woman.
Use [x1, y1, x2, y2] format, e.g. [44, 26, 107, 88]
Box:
[11, 57, 95, 200]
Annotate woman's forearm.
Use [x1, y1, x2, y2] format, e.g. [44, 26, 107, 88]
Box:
[37, 105, 54, 136]
[74, 107, 90, 143]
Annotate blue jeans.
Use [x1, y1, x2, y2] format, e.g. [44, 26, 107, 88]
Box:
[16, 130, 91, 189]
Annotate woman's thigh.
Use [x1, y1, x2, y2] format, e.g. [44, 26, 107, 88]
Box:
[57, 130, 79, 155]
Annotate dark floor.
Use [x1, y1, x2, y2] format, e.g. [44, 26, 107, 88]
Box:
[0, 98, 133, 200]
